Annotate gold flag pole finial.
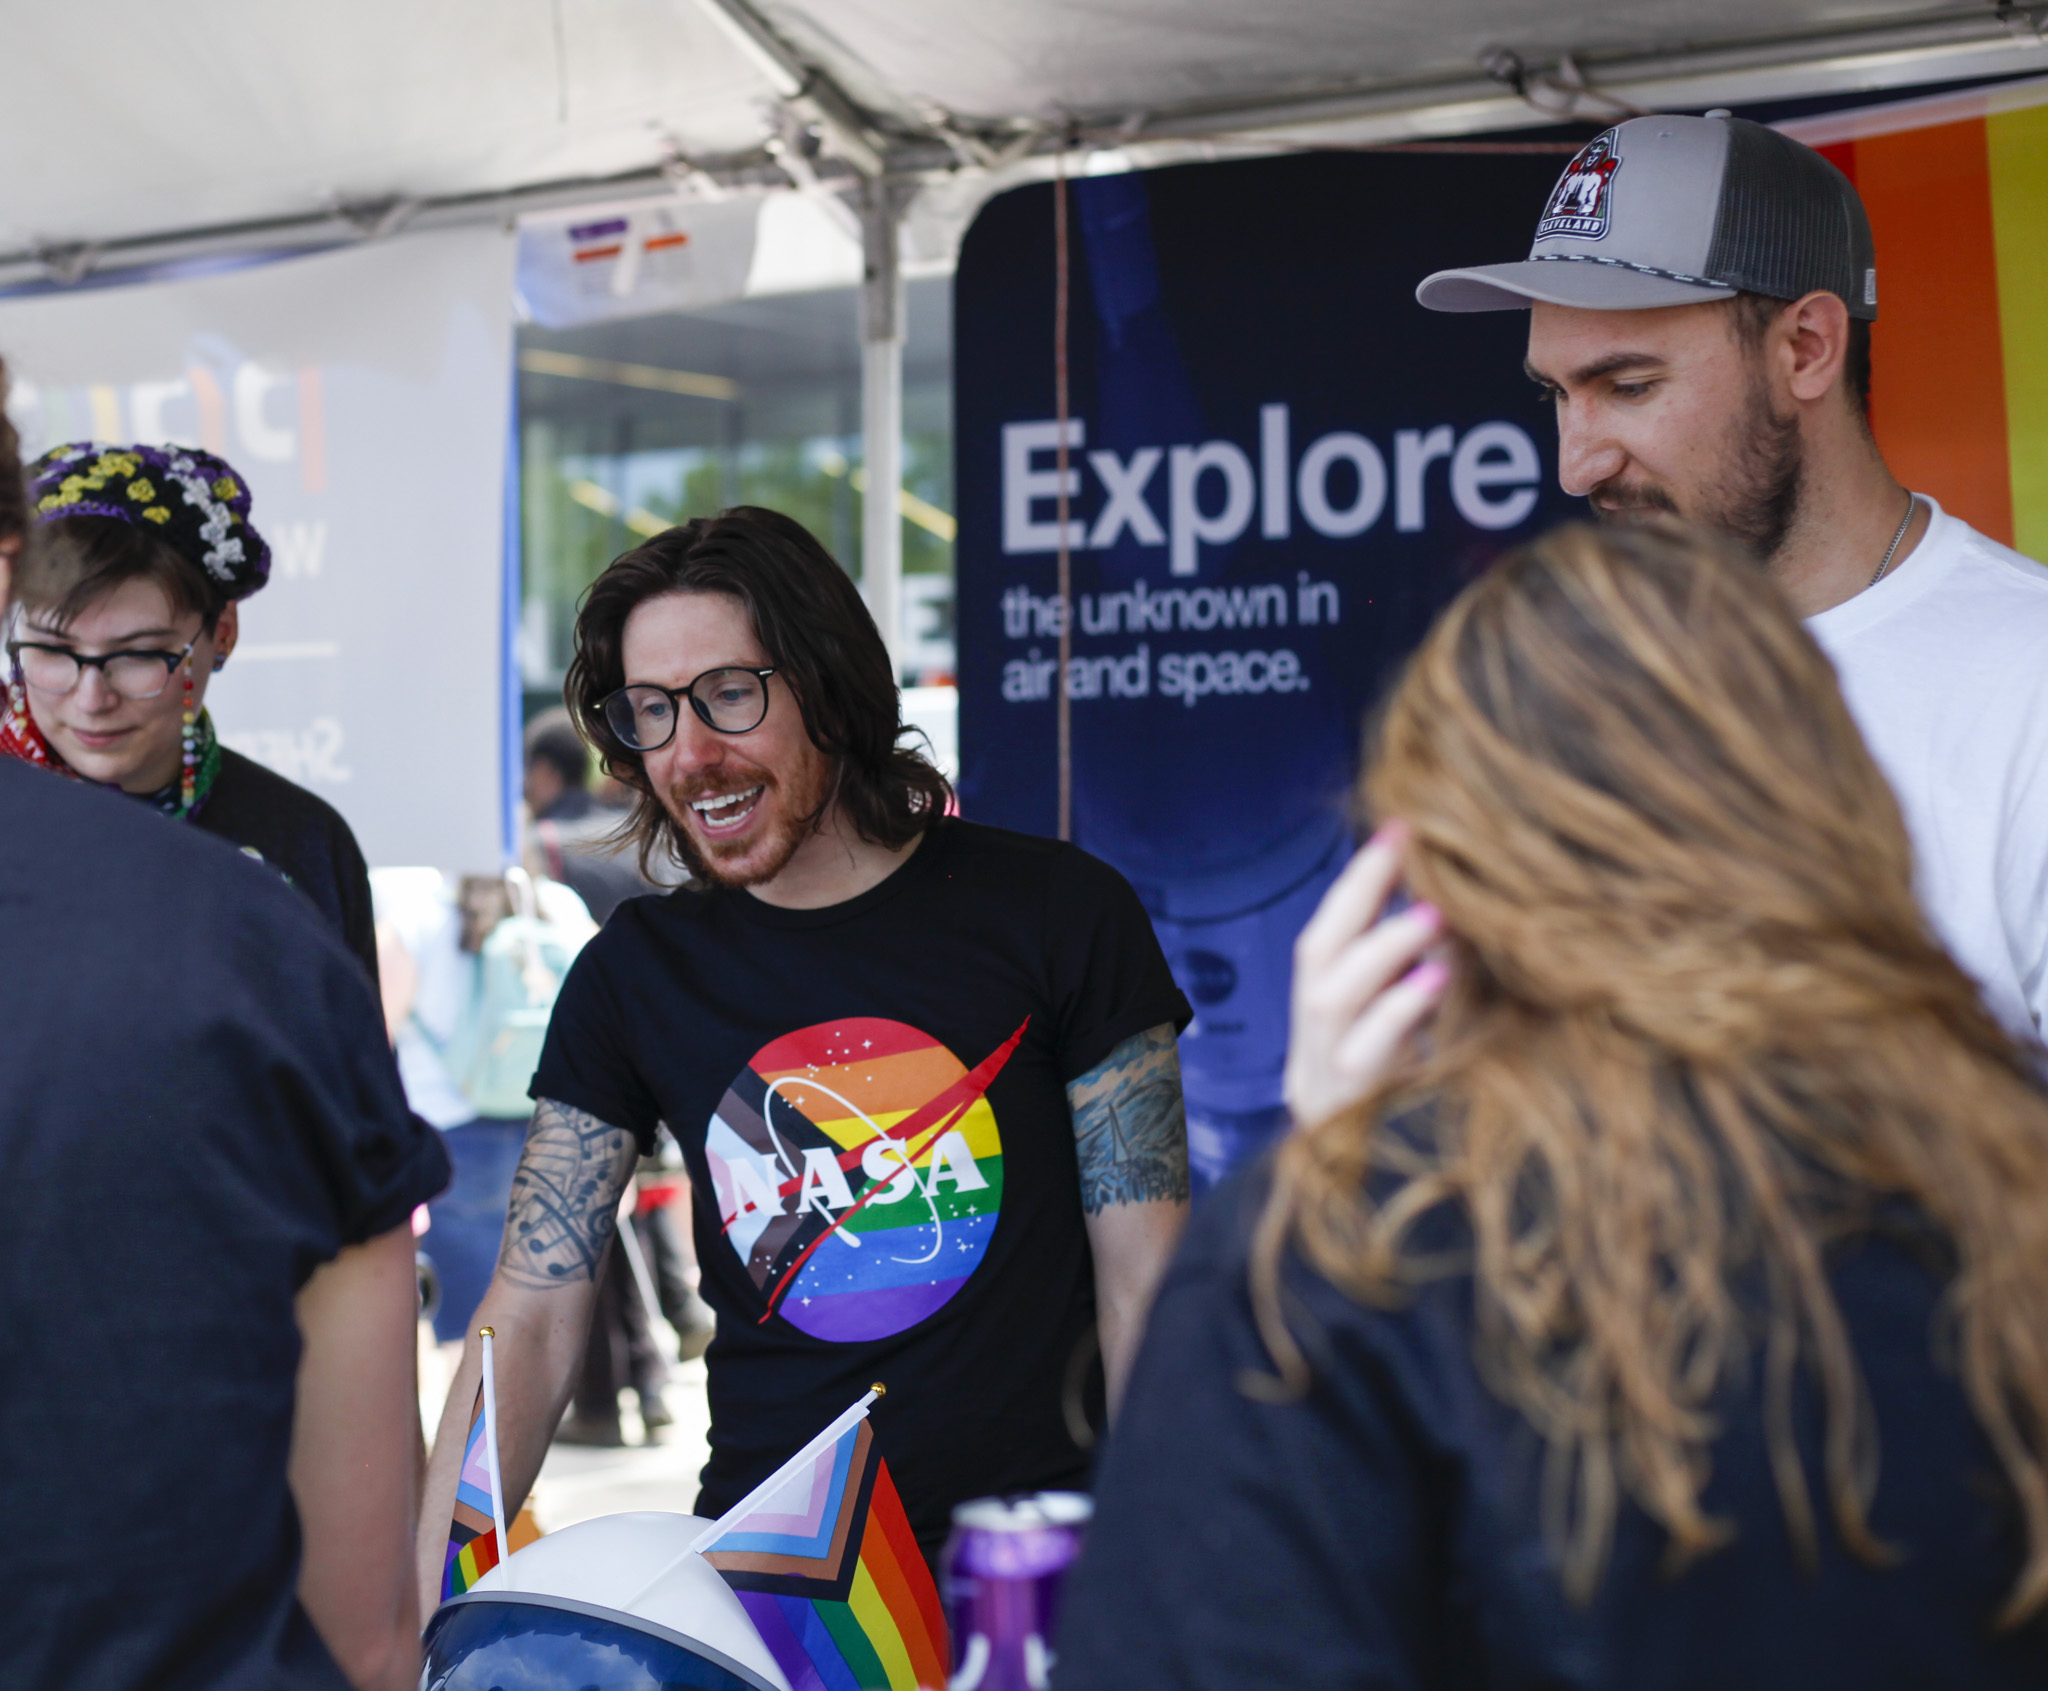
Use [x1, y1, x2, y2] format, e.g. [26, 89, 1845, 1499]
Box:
[870, 1382, 887, 1397]
[479, 1325, 495, 1339]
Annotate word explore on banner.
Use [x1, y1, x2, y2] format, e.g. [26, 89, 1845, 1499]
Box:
[955, 154, 1581, 1187]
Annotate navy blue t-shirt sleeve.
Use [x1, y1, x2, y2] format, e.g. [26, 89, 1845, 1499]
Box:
[219, 867, 450, 1261]
[1054, 1170, 1444, 1691]
[300, 947, 449, 1246]
[1044, 844, 1193, 1082]
[530, 922, 664, 1152]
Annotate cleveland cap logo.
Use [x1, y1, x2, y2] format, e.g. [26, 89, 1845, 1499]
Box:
[1537, 130, 1622, 241]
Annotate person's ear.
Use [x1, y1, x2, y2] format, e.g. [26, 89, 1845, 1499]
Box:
[0, 533, 18, 616]
[212, 600, 240, 666]
[1783, 290, 1851, 406]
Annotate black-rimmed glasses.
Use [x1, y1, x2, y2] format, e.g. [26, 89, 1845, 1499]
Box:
[602, 666, 777, 750]
[7, 636, 198, 701]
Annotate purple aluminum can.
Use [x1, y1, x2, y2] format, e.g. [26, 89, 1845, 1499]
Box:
[943, 1492, 1093, 1691]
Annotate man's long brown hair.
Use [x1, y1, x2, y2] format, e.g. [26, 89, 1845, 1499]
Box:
[564, 507, 951, 881]
[1254, 519, 2048, 1617]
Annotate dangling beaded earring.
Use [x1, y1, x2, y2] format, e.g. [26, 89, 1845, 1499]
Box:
[179, 663, 198, 815]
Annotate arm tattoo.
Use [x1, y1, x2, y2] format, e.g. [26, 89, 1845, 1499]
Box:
[1068, 1024, 1191, 1215]
[498, 1098, 639, 1289]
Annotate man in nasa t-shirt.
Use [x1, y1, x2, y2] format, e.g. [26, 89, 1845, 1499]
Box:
[1419, 111, 2048, 1040]
[417, 509, 1193, 1604]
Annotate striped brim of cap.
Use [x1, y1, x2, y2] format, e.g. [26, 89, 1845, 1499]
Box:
[1417, 256, 1738, 314]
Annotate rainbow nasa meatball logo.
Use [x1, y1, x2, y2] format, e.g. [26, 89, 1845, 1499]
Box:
[1537, 130, 1622, 242]
[707, 1017, 1022, 1342]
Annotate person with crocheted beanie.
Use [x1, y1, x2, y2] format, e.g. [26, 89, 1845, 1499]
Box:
[4, 441, 377, 983]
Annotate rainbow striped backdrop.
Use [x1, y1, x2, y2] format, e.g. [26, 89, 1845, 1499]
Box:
[707, 1421, 948, 1691]
[1787, 80, 2048, 558]
[441, 1383, 501, 1600]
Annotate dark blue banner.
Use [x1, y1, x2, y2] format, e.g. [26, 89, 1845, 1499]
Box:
[954, 150, 1581, 1187]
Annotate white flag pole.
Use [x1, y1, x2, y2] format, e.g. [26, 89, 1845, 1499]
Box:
[688, 1384, 883, 1555]
[619, 1384, 885, 1612]
[479, 1327, 513, 1587]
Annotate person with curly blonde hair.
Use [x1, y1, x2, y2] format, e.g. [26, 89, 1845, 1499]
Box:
[1056, 519, 2048, 1690]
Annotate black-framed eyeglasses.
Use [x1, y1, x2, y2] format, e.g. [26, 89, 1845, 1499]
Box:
[601, 666, 777, 751]
[7, 636, 199, 701]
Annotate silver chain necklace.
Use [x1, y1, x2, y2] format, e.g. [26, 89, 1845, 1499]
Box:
[1868, 490, 1917, 590]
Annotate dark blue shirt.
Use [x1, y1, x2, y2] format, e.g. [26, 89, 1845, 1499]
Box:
[1057, 1159, 2048, 1689]
[0, 760, 448, 1691]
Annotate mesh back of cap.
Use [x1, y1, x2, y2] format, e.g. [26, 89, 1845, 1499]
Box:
[1704, 121, 1876, 319]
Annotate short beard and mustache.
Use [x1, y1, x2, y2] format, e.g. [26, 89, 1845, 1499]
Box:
[1591, 371, 1804, 563]
[656, 755, 835, 890]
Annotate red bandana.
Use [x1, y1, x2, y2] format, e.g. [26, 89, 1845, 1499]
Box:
[1, 678, 222, 818]
[1, 679, 71, 776]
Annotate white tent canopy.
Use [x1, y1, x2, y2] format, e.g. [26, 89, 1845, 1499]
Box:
[5, 0, 2040, 676]
[4, 0, 2044, 274]
[757, 0, 2044, 137]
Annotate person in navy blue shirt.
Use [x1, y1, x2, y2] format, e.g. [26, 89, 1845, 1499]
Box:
[1056, 519, 2048, 1690]
[0, 369, 449, 1691]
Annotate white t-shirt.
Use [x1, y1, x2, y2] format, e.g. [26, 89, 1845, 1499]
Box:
[1806, 497, 2048, 1041]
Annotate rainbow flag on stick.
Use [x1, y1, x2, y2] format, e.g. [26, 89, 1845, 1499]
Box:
[442, 1327, 512, 1600]
[672, 1385, 948, 1690]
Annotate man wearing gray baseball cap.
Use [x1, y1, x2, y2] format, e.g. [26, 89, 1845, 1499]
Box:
[1419, 112, 2048, 1043]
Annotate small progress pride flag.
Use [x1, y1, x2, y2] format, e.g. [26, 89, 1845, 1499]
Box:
[698, 1389, 947, 1691]
[442, 1380, 501, 1598]
[442, 1330, 511, 1601]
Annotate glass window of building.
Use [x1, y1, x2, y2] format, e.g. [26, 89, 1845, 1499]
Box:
[515, 276, 955, 733]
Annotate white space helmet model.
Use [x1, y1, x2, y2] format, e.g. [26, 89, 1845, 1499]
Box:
[423, 1512, 795, 1691]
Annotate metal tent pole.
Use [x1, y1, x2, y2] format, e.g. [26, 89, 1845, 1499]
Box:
[860, 178, 911, 680]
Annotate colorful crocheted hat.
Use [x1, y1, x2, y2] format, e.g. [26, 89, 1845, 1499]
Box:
[28, 441, 272, 600]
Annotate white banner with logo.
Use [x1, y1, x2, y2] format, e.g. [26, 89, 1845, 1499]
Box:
[1, 228, 515, 869]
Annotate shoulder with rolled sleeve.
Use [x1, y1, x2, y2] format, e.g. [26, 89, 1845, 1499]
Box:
[3, 763, 447, 1257]
[1027, 831, 1193, 1080]
[210, 840, 450, 1250]
[527, 890, 680, 1153]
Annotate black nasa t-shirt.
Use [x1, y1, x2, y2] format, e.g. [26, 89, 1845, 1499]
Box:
[531, 818, 1191, 1548]
[0, 761, 448, 1691]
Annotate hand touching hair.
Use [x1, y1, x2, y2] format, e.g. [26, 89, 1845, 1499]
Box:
[1257, 519, 2048, 1618]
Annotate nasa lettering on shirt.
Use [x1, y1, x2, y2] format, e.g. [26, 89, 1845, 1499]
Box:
[993, 404, 1543, 708]
[719, 1129, 990, 1232]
